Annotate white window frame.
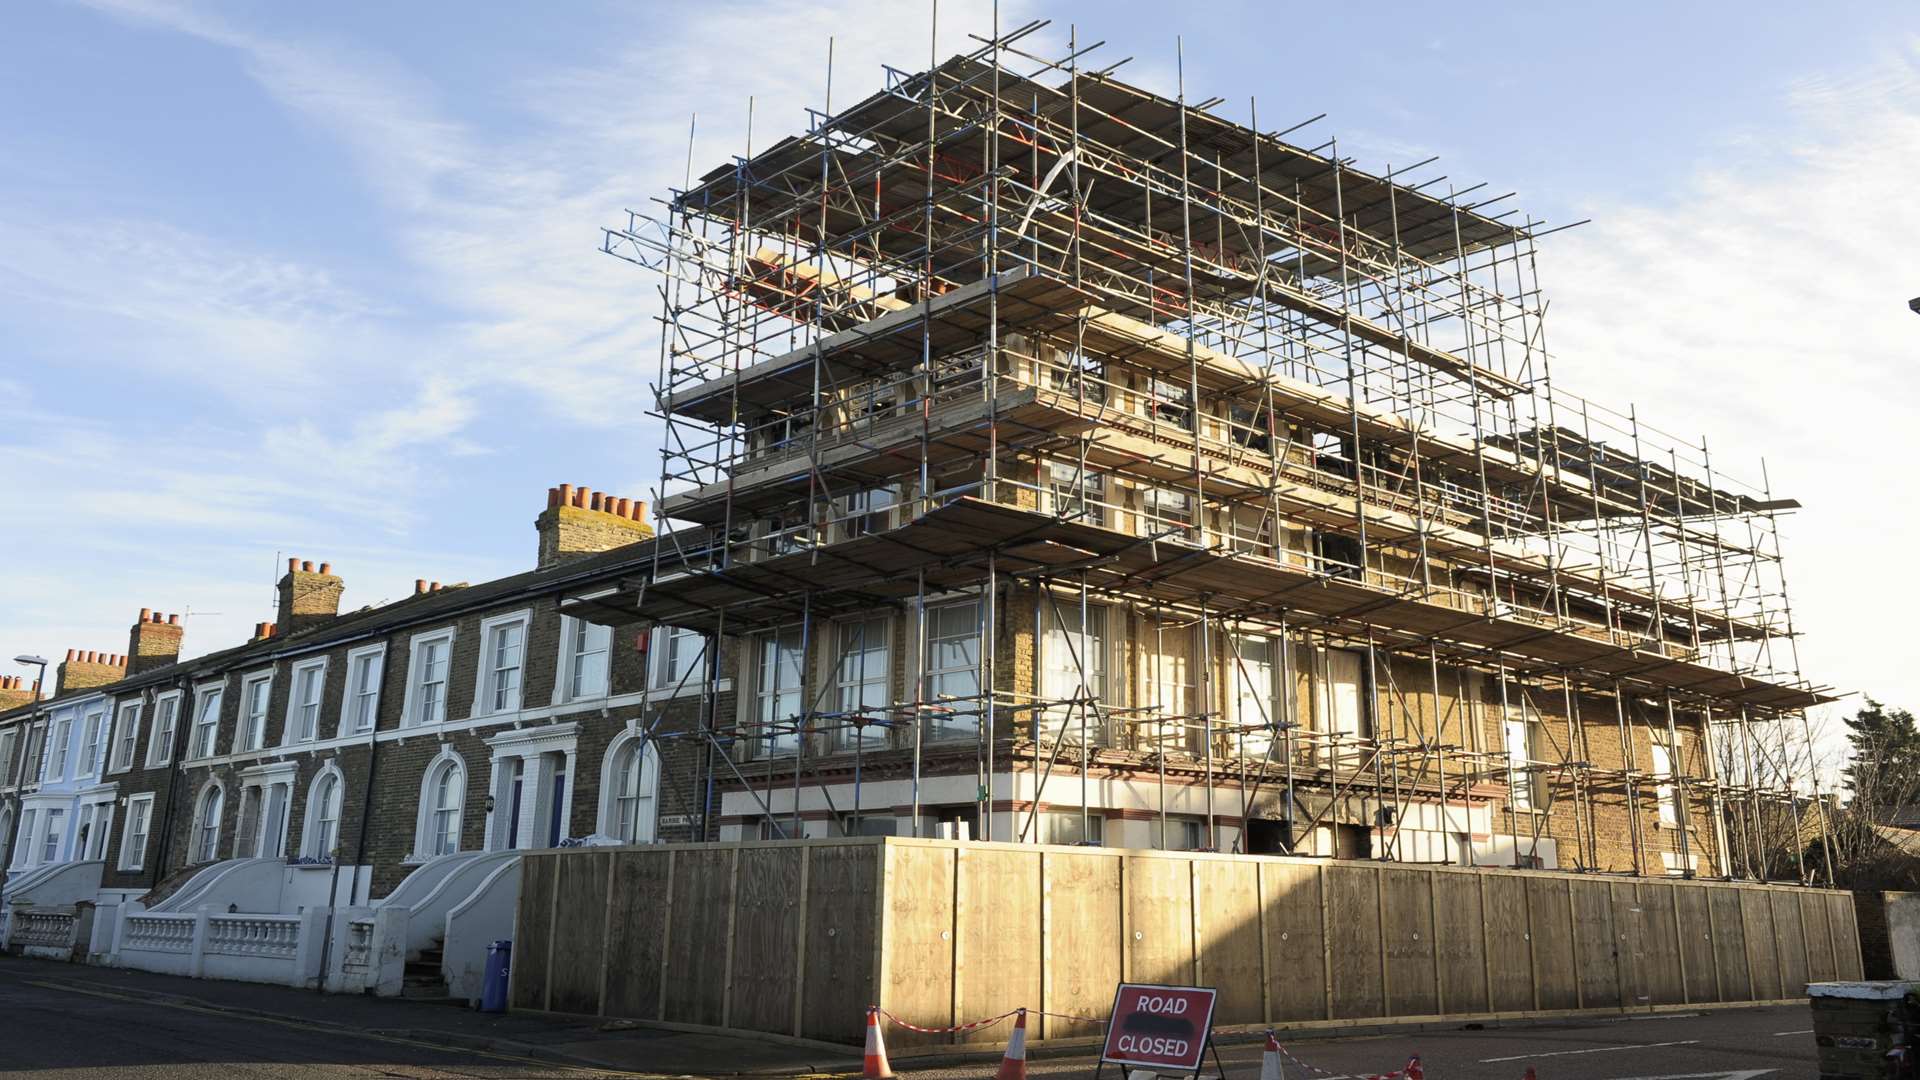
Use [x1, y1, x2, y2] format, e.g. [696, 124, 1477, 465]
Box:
[119, 793, 155, 871]
[923, 600, 982, 740]
[41, 807, 66, 864]
[191, 780, 225, 863]
[411, 747, 467, 860]
[237, 671, 273, 752]
[301, 762, 346, 861]
[652, 625, 708, 694]
[1504, 710, 1539, 812]
[1038, 597, 1109, 744]
[47, 718, 72, 781]
[77, 708, 106, 779]
[187, 683, 225, 761]
[146, 691, 182, 767]
[0, 728, 15, 786]
[598, 730, 661, 844]
[1652, 730, 1682, 827]
[474, 610, 531, 717]
[12, 809, 35, 868]
[1229, 633, 1284, 761]
[557, 616, 612, 704]
[401, 627, 457, 727]
[833, 616, 891, 750]
[749, 625, 804, 758]
[339, 643, 386, 736]
[109, 700, 141, 774]
[284, 658, 328, 744]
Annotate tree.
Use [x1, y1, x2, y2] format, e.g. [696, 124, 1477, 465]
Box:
[1828, 699, 1920, 890]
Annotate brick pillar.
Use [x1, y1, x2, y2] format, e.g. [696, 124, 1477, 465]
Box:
[277, 559, 345, 635]
[127, 609, 185, 676]
[535, 485, 653, 568]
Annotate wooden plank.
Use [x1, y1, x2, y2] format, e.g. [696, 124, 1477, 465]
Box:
[1609, 882, 1647, 1011]
[1526, 876, 1578, 1011]
[1262, 861, 1328, 1022]
[1125, 855, 1194, 988]
[1632, 882, 1679, 1006]
[728, 846, 804, 1034]
[955, 847, 1042, 1045]
[1831, 892, 1865, 981]
[1707, 887, 1751, 1003]
[1742, 888, 1782, 999]
[1044, 850, 1121, 1040]
[548, 851, 612, 1016]
[603, 850, 672, 1020]
[511, 854, 555, 1011]
[661, 847, 736, 1027]
[1381, 868, 1437, 1017]
[1194, 857, 1262, 1027]
[1771, 890, 1810, 997]
[1801, 891, 1837, 983]
[1482, 873, 1532, 1012]
[1326, 864, 1384, 1019]
[883, 843, 957, 1049]
[802, 844, 880, 1042]
[1569, 878, 1618, 1009]
[1675, 884, 1715, 1004]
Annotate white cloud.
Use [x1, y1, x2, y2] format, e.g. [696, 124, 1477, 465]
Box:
[1542, 37, 1920, 769]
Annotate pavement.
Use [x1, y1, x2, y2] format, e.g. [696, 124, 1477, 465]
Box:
[0, 954, 1826, 1079]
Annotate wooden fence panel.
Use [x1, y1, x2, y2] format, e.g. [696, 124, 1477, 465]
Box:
[801, 844, 879, 1042]
[1743, 888, 1783, 999]
[954, 847, 1041, 1044]
[1772, 890, 1810, 996]
[603, 849, 672, 1020]
[1708, 887, 1752, 1002]
[661, 847, 735, 1027]
[1482, 873, 1532, 1012]
[1571, 878, 1619, 1008]
[1432, 871, 1486, 1016]
[728, 846, 803, 1034]
[1195, 857, 1263, 1027]
[511, 854, 555, 1011]
[1043, 850, 1121, 1040]
[1125, 855, 1194, 987]
[1381, 868, 1437, 1017]
[881, 843, 956, 1048]
[1675, 885, 1716, 1004]
[1326, 864, 1384, 1019]
[1528, 877, 1578, 1010]
[1261, 861, 1328, 1021]
[548, 851, 611, 1015]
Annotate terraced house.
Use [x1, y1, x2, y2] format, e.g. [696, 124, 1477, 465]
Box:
[0, 487, 730, 996]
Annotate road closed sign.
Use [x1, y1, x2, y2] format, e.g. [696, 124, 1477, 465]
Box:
[1100, 983, 1218, 1073]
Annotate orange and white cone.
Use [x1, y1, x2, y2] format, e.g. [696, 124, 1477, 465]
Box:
[1405, 1056, 1423, 1080]
[995, 1008, 1029, 1080]
[1523, 1068, 1537, 1080]
[863, 1006, 894, 1080]
[1260, 1031, 1284, 1080]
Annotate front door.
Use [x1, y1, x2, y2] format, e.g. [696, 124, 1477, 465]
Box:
[546, 771, 566, 848]
[505, 760, 524, 850]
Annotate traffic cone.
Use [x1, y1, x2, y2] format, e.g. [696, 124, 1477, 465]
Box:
[1260, 1031, 1284, 1080]
[863, 1006, 894, 1080]
[995, 1008, 1029, 1080]
[1405, 1056, 1423, 1080]
[1523, 1068, 1537, 1080]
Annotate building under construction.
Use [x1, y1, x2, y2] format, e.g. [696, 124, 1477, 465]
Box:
[588, 21, 1838, 884]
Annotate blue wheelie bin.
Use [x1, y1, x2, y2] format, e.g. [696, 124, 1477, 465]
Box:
[480, 940, 512, 1012]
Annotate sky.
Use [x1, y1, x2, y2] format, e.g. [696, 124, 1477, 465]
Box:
[1, 1, 1916, 774]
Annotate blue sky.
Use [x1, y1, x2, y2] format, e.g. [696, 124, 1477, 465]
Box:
[3, 1, 1917, 765]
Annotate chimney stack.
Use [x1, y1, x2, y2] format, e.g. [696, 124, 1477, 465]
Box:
[277, 557, 345, 635]
[128, 608, 186, 675]
[0, 675, 34, 712]
[56, 649, 126, 695]
[535, 484, 653, 569]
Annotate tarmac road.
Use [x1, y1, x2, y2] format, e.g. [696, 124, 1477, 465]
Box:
[897, 1006, 1824, 1080]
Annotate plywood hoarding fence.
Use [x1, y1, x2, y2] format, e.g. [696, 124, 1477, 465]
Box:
[511, 838, 1861, 1045]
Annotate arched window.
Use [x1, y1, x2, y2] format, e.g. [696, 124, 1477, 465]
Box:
[599, 732, 660, 844]
[193, 783, 224, 863]
[303, 767, 344, 860]
[412, 749, 466, 860]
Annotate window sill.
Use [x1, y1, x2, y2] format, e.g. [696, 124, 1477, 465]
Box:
[646, 678, 733, 700]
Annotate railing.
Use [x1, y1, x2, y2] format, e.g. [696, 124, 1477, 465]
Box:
[205, 914, 301, 960]
[121, 913, 194, 954]
[342, 918, 373, 970]
[10, 908, 76, 950]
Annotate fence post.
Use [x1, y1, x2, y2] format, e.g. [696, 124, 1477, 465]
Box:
[189, 908, 211, 978]
[295, 906, 330, 989]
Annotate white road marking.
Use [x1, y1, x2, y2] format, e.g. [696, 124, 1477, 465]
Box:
[1605, 1072, 1775, 1079]
[1601, 1012, 1701, 1022]
[1771, 1028, 1814, 1036]
[1481, 1038, 1701, 1062]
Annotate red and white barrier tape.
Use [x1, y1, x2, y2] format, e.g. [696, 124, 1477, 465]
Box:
[873, 1007, 1020, 1035]
[1274, 1041, 1422, 1080]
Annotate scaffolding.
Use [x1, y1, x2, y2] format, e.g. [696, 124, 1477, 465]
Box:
[586, 17, 1839, 883]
